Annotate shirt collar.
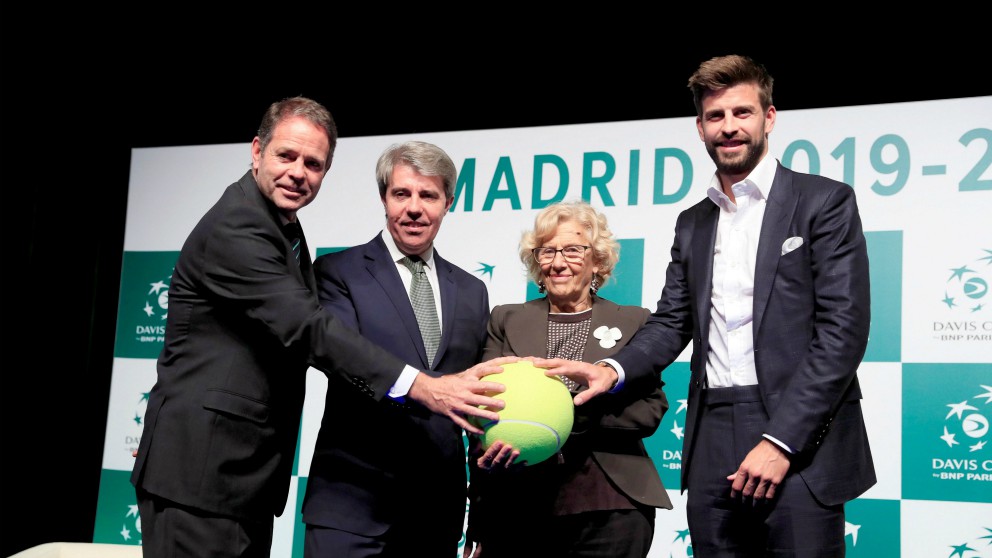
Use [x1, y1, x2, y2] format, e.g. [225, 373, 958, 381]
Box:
[380, 230, 435, 269]
[706, 153, 777, 209]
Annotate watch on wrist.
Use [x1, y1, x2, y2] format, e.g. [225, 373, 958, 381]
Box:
[598, 362, 618, 390]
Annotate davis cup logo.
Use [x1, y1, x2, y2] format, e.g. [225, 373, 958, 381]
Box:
[133, 273, 170, 345]
[935, 385, 992, 480]
[143, 275, 171, 323]
[115, 252, 179, 358]
[118, 504, 141, 543]
[933, 248, 992, 342]
[942, 251, 990, 314]
[92, 469, 145, 546]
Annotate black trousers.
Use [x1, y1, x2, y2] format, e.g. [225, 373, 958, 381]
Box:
[479, 507, 656, 558]
[304, 520, 459, 558]
[685, 386, 846, 558]
[136, 488, 273, 558]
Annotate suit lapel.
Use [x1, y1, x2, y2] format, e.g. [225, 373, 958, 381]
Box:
[434, 253, 457, 364]
[240, 171, 316, 291]
[693, 204, 719, 340]
[295, 222, 316, 292]
[581, 298, 646, 396]
[365, 237, 429, 367]
[584, 297, 614, 363]
[753, 163, 798, 336]
[512, 299, 552, 358]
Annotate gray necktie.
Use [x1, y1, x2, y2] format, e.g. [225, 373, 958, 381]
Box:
[401, 256, 440, 368]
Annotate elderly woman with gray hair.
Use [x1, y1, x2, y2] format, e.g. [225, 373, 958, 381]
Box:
[464, 199, 672, 558]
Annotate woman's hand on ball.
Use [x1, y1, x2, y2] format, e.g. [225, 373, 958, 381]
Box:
[477, 440, 522, 471]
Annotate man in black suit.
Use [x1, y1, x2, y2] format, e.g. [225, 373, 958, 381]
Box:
[131, 99, 510, 558]
[301, 141, 493, 557]
[539, 55, 876, 556]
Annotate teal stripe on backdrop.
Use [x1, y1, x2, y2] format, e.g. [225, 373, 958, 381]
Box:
[865, 231, 902, 362]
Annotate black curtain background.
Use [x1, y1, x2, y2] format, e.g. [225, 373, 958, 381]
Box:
[3, 29, 988, 555]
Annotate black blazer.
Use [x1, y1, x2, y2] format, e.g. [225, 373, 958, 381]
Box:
[613, 163, 876, 506]
[467, 296, 672, 541]
[301, 234, 490, 542]
[131, 172, 409, 521]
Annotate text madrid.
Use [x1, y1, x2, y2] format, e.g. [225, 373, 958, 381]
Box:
[448, 151, 697, 211]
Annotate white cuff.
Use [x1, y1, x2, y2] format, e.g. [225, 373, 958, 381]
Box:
[598, 358, 625, 393]
[388, 365, 420, 400]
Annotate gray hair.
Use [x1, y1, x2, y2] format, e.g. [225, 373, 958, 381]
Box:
[375, 141, 457, 199]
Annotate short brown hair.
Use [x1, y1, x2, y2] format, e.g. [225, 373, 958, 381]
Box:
[687, 55, 774, 116]
[256, 96, 338, 170]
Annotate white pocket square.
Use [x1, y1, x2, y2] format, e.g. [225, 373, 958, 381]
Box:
[781, 236, 804, 255]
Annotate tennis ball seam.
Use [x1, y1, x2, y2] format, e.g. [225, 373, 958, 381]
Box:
[482, 419, 564, 450]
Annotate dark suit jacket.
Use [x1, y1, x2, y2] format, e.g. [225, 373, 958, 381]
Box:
[301, 234, 489, 542]
[467, 296, 672, 541]
[613, 162, 876, 506]
[131, 171, 410, 521]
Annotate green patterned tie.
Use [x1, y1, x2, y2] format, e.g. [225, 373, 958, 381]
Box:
[401, 256, 440, 368]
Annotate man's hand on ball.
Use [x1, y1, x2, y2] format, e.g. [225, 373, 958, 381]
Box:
[530, 357, 617, 405]
[408, 356, 518, 434]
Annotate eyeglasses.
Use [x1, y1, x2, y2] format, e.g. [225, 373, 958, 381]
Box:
[532, 245, 590, 263]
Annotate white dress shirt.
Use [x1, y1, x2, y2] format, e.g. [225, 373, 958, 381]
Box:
[605, 154, 792, 451]
[704, 154, 776, 388]
[603, 155, 774, 387]
[704, 155, 792, 452]
[380, 230, 442, 398]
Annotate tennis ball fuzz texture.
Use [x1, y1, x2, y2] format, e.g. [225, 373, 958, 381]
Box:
[475, 361, 575, 465]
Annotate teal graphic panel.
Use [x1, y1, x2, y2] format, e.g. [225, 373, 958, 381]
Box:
[525, 279, 541, 302]
[864, 231, 902, 362]
[845, 498, 900, 556]
[92, 469, 141, 545]
[902, 363, 992, 503]
[114, 251, 180, 359]
[643, 362, 690, 491]
[315, 246, 349, 257]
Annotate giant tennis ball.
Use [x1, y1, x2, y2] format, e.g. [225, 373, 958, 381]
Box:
[474, 361, 574, 466]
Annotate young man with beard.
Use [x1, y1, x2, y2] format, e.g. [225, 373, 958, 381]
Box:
[538, 54, 876, 556]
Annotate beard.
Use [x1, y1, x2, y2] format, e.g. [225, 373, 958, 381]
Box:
[705, 133, 766, 177]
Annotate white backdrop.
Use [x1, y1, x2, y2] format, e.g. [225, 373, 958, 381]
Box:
[96, 97, 992, 557]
